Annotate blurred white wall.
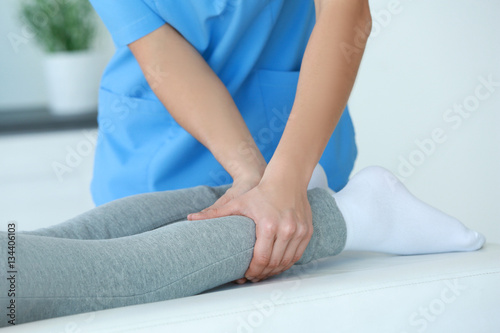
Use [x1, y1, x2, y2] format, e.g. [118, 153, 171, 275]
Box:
[0, 0, 498, 243]
[0, 0, 114, 110]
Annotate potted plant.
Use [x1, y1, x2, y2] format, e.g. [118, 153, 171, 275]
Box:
[20, 0, 101, 115]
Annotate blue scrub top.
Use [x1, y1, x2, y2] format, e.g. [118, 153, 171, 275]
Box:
[90, 0, 357, 206]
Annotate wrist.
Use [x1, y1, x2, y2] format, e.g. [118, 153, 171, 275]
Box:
[260, 159, 311, 193]
[223, 145, 267, 184]
[260, 119, 324, 191]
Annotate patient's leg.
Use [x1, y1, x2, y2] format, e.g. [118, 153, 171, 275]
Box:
[21, 162, 330, 241]
[333, 166, 486, 254]
[19, 185, 230, 239]
[0, 187, 344, 326]
[1, 166, 485, 326]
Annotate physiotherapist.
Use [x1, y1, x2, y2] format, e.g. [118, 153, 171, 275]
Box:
[89, 0, 371, 283]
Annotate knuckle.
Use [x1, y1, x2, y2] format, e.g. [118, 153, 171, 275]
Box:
[262, 221, 278, 234]
[280, 222, 297, 239]
[306, 226, 314, 238]
[292, 254, 302, 262]
[295, 224, 308, 238]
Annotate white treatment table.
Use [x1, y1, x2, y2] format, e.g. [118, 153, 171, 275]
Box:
[4, 243, 499, 332]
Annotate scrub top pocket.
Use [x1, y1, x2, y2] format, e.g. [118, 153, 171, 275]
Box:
[96, 89, 182, 147]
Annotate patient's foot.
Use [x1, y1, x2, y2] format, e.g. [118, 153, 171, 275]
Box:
[332, 166, 486, 255]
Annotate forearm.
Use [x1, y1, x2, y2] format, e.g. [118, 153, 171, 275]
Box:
[263, 0, 371, 188]
[129, 25, 266, 181]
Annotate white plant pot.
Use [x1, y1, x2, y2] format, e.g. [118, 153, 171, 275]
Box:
[43, 51, 102, 116]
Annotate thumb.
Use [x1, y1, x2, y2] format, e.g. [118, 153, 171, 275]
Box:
[188, 201, 238, 221]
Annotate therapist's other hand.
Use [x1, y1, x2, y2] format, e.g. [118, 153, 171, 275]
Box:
[188, 179, 313, 283]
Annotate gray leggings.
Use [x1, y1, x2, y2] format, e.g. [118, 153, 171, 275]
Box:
[0, 185, 346, 327]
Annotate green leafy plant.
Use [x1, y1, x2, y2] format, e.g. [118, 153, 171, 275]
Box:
[19, 0, 96, 53]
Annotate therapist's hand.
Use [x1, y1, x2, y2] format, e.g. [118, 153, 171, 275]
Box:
[188, 172, 261, 222]
[188, 178, 313, 283]
[188, 168, 264, 285]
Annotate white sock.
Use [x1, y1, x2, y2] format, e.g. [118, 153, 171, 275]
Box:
[307, 163, 331, 191]
[332, 166, 486, 255]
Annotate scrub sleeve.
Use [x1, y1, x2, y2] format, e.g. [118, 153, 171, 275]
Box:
[89, 0, 358, 206]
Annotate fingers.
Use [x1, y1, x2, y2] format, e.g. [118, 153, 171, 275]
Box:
[269, 222, 312, 277]
[244, 221, 277, 281]
[266, 233, 303, 278]
[188, 184, 314, 284]
[188, 205, 232, 220]
[253, 222, 294, 281]
[187, 196, 235, 220]
[245, 215, 312, 283]
[232, 278, 248, 284]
